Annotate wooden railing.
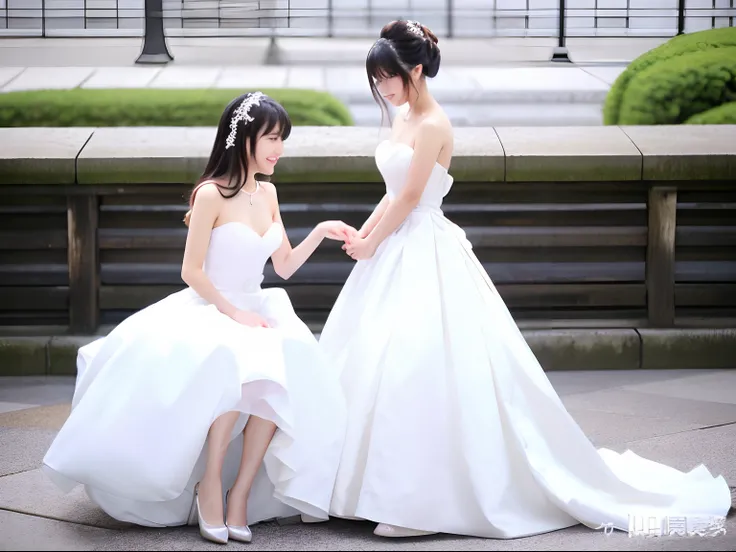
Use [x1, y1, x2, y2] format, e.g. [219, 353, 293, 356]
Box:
[1, 125, 734, 334]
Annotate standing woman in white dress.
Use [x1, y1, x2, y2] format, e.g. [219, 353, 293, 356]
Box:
[43, 92, 354, 544]
[319, 20, 732, 539]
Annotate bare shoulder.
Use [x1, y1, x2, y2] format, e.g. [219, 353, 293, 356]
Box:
[419, 111, 453, 159]
[193, 181, 224, 205]
[420, 112, 452, 140]
[259, 180, 278, 196]
[258, 180, 281, 216]
[416, 115, 452, 148]
[259, 180, 280, 206]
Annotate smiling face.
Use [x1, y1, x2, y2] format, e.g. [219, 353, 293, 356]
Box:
[249, 125, 284, 176]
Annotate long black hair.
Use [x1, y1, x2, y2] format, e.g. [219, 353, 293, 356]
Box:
[366, 20, 441, 125]
[184, 91, 291, 225]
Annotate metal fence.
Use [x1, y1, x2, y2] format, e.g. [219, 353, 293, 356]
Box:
[0, 0, 734, 38]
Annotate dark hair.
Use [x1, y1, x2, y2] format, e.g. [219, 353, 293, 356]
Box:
[184, 91, 291, 226]
[366, 20, 441, 124]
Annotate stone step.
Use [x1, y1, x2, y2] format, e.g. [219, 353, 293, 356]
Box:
[1, 329, 735, 377]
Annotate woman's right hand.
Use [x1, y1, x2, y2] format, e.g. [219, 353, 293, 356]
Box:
[232, 309, 270, 328]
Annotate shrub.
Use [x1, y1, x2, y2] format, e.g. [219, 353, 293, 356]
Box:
[603, 27, 736, 125]
[685, 102, 736, 124]
[616, 48, 736, 125]
[0, 88, 354, 127]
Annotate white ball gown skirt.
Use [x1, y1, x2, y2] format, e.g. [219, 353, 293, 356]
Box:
[319, 207, 732, 538]
[42, 286, 347, 528]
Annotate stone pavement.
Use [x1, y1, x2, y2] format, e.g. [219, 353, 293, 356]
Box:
[0, 36, 662, 126]
[0, 62, 625, 127]
[1, 369, 735, 550]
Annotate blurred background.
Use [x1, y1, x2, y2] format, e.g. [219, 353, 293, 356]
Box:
[0, 1, 734, 126]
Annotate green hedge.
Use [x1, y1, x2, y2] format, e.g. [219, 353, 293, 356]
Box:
[616, 48, 736, 125]
[685, 102, 736, 124]
[0, 88, 354, 127]
[604, 27, 736, 125]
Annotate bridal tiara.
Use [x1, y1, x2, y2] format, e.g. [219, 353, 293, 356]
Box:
[406, 20, 424, 39]
[225, 91, 265, 149]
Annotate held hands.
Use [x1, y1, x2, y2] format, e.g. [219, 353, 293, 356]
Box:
[319, 220, 360, 242]
[318, 219, 377, 261]
[343, 236, 378, 261]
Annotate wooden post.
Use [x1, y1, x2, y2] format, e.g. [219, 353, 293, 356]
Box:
[68, 194, 99, 333]
[646, 187, 677, 327]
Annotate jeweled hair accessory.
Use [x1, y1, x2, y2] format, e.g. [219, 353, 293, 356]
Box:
[406, 20, 424, 39]
[225, 91, 265, 149]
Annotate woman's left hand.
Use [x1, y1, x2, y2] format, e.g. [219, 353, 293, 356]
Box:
[319, 220, 360, 242]
[343, 237, 377, 261]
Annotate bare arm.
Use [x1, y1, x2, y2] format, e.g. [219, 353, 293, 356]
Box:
[364, 121, 445, 249]
[180, 183, 239, 318]
[359, 194, 390, 239]
[267, 182, 353, 280]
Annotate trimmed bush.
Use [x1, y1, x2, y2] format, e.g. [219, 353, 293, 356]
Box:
[0, 88, 354, 127]
[616, 48, 736, 125]
[685, 102, 736, 124]
[604, 27, 736, 125]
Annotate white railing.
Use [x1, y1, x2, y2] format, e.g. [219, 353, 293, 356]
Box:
[0, 0, 733, 38]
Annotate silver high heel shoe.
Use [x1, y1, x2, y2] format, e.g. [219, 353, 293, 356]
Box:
[374, 523, 437, 538]
[188, 483, 228, 545]
[225, 490, 253, 543]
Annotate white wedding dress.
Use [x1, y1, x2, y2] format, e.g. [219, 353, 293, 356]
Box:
[319, 140, 731, 538]
[43, 221, 346, 528]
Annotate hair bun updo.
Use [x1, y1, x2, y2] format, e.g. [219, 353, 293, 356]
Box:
[378, 19, 441, 78]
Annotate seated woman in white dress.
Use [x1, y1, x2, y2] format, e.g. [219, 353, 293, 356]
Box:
[319, 20, 732, 539]
[42, 91, 355, 545]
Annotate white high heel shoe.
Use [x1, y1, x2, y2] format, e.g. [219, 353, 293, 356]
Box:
[301, 513, 327, 524]
[225, 490, 253, 543]
[188, 483, 228, 544]
[373, 523, 437, 538]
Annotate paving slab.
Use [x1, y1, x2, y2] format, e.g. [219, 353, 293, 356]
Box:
[0, 67, 24, 88]
[286, 67, 325, 90]
[214, 66, 288, 89]
[621, 371, 736, 406]
[0, 369, 734, 550]
[0, 376, 74, 406]
[0, 402, 35, 415]
[561, 388, 736, 427]
[2, 494, 734, 551]
[0, 510, 118, 552]
[148, 66, 222, 89]
[80, 67, 162, 89]
[565, 408, 703, 447]
[0, 428, 59, 478]
[2, 67, 95, 92]
[0, 468, 131, 530]
[549, 369, 723, 397]
[582, 65, 627, 86]
[472, 67, 609, 102]
[0, 403, 71, 431]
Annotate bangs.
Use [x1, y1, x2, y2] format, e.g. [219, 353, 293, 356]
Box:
[257, 99, 292, 141]
[366, 39, 406, 83]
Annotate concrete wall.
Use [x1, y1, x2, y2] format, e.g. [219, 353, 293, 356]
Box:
[1, 0, 733, 38]
[1, 124, 735, 375]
